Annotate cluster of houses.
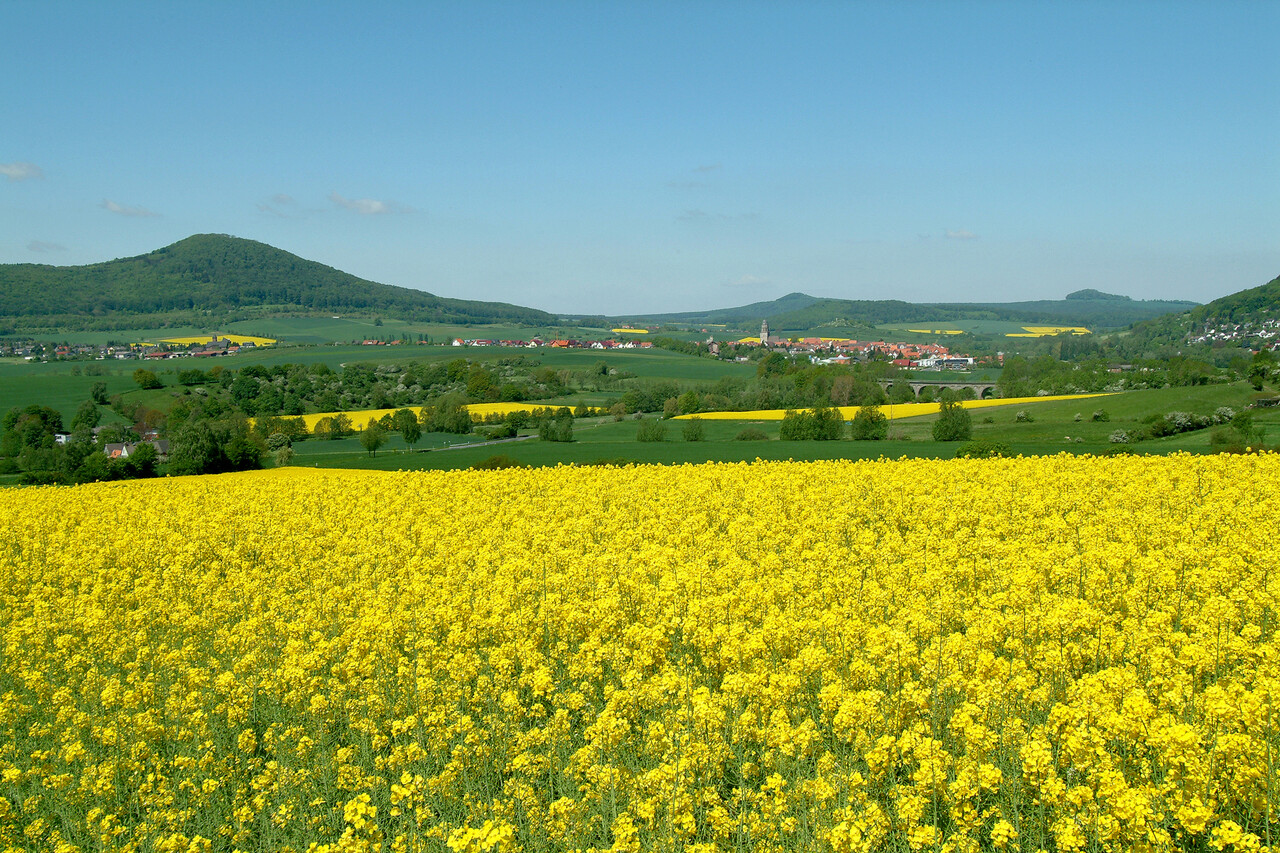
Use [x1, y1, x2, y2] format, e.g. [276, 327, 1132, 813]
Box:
[51, 427, 171, 461]
[744, 321, 979, 369]
[3, 336, 258, 362]
[449, 337, 656, 350]
[1188, 318, 1280, 349]
[102, 439, 170, 460]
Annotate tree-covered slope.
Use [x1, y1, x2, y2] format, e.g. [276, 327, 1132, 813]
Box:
[0, 234, 554, 326]
[927, 296, 1199, 328]
[1125, 273, 1280, 347]
[602, 290, 1198, 331]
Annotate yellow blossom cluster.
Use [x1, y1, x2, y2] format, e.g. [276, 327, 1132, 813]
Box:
[1, 453, 1277, 852]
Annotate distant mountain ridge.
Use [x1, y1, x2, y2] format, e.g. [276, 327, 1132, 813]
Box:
[600, 290, 1199, 330]
[0, 233, 1235, 339]
[0, 234, 554, 328]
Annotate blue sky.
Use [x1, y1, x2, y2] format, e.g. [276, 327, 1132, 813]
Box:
[3, 1, 1277, 315]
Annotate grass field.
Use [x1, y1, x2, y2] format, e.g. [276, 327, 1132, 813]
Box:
[279, 383, 1275, 472]
[0, 365, 138, 423]
[0, 344, 756, 426]
[223, 316, 620, 346]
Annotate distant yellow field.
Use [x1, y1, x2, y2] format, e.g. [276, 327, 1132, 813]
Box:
[672, 393, 1112, 420]
[257, 401, 604, 434]
[610, 328, 649, 334]
[1007, 326, 1091, 337]
[466, 401, 602, 418]
[158, 333, 277, 346]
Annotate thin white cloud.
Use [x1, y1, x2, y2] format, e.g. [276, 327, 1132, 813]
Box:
[329, 192, 411, 215]
[27, 240, 66, 253]
[258, 194, 302, 218]
[669, 163, 721, 189]
[0, 162, 43, 181]
[945, 229, 979, 240]
[102, 199, 159, 217]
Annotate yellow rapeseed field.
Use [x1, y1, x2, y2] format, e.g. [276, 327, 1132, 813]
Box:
[1006, 327, 1092, 338]
[158, 335, 278, 347]
[268, 403, 601, 434]
[1, 455, 1277, 853]
[673, 394, 1112, 421]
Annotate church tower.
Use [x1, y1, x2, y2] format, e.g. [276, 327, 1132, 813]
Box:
[760, 320, 769, 347]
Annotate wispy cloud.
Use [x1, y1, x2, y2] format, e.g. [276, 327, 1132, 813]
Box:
[1, 162, 44, 181]
[102, 199, 159, 217]
[945, 229, 979, 240]
[329, 192, 411, 215]
[257, 194, 300, 218]
[27, 240, 66, 253]
[668, 163, 721, 190]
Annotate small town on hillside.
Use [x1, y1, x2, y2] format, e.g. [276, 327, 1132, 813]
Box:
[2, 322, 992, 369]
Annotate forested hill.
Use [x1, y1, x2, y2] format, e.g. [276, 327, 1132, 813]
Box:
[0, 234, 554, 326]
[602, 289, 1197, 330]
[1125, 273, 1280, 346]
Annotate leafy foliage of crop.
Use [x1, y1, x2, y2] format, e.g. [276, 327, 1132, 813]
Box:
[1, 456, 1278, 851]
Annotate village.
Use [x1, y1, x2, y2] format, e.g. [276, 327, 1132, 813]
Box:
[3, 320, 986, 372]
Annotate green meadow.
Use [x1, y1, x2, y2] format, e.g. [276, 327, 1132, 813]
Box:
[284, 382, 1276, 473]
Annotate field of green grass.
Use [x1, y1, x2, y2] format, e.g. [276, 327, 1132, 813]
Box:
[0, 363, 138, 423]
[0, 343, 756, 426]
[277, 383, 1274, 472]
[223, 316, 619, 346]
[4, 330, 1273, 480]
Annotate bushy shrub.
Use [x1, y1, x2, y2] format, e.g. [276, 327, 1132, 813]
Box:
[1150, 411, 1212, 438]
[681, 417, 705, 442]
[780, 406, 843, 441]
[1109, 429, 1130, 443]
[849, 405, 888, 441]
[484, 424, 517, 440]
[1015, 410, 1034, 423]
[470, 454, 524, 470]
[636, 419, 667, 442]
[734, 427, 768, 441]
[538, 414, 574, 442]
[932, 400, 972, 442]
[1091, 409, 1110, 422]
[955, 440, 1010, 459]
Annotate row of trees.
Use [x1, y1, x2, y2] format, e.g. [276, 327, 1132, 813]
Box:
[775, 401, 973, 442]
